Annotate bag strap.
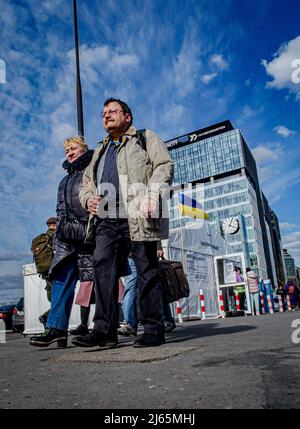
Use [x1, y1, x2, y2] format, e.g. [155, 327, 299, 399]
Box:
[136, 129, 147, 152]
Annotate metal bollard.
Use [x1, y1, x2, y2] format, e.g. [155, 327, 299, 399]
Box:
[176, 300, 183, 324]
[199, 289, 206, 320]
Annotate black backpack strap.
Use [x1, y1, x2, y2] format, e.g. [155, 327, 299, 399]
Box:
[136, 129, 147, 152]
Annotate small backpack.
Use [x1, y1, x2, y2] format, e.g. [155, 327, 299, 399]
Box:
[31, 233, 53, 274]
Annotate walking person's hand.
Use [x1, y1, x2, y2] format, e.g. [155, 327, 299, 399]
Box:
[87, 196, 102, 215]
[157, 249, 164, 259]
[140, 198, 158, 218]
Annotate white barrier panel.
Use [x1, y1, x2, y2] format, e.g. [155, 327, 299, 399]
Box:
[23, 264, 95, 334]
[163, 224, 226, 319]
[0, 320, 6, 344]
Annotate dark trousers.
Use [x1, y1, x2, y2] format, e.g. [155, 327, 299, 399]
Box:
[80, 306, 90, 326]
[93, 219, 164, 336]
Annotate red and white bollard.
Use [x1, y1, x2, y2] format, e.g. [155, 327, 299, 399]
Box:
[266, 294, 274, 314]
[235, 293, 241, 312]
[199, 289, 206, 320]
[278, 295, 284, 313]
[286, 295, 292, 311]
[176, 300, 183, 324]
[219, 291, 225, 319]
[259, 291, 265, 315]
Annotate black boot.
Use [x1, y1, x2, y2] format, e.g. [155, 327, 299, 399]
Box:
[38, 312, 49, 329]
[29, 328, 68, 348]
[69, 324, 89, 336]
[133, 333, 165, 348]
[71, 330, 118, 348]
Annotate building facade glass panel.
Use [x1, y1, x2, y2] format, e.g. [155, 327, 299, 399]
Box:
[167, 124, 269, 278]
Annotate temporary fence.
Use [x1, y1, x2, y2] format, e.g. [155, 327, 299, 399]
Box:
[163, 223, 226, 320]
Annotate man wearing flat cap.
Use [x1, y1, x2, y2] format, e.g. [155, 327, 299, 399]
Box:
[38, 217, 57, 327]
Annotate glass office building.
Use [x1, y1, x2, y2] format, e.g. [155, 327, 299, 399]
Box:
[166, 121, 277, 282]
[283, 249, 296, 281]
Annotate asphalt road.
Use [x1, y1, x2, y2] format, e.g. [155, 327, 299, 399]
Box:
[0, 311, 300, 409]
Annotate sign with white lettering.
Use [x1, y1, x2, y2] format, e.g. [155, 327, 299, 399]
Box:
[165, 121, 233, 150]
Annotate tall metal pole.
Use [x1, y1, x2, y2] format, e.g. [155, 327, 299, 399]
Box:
[73, 0, 84, 137]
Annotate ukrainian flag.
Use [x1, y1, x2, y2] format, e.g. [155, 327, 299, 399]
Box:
[178, 193, 209, 220]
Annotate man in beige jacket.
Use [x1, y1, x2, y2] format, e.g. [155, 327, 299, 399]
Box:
[72, 98, 173, 348]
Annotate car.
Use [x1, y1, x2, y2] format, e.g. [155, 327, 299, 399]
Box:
[12, 297, 24, 333]
[0, 304, 15, 330]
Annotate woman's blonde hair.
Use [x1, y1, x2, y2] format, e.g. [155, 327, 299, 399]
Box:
[63, 136, 88, 152]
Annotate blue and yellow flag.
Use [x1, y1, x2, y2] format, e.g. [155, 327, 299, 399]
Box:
[178, 193, 209, 220]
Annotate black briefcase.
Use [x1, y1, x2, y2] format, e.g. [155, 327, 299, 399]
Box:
[159, 258, 190, 303]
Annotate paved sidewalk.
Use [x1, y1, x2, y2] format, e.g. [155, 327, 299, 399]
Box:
[0, 311, 300, 409]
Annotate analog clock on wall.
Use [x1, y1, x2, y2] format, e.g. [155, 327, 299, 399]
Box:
[222, 217, 240, 234]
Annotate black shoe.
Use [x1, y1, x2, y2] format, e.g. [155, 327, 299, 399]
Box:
[164, 320, 176, 333]
[71, 330, 118, 348]
[29, 328, 68, 348]
[133, 333, 165, 348]
[69, 324, 89, 336]
[38, 314, 48, 328]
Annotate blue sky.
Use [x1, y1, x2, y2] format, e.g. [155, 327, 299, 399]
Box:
[0, 0, 300, 302]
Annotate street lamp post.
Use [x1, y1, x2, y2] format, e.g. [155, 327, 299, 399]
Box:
[73, 0, 84, 137]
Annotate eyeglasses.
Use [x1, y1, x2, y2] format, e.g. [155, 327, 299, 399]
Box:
[102, 108, 124, 118]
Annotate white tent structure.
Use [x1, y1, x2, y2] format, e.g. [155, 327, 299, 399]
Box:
[23, 264, 94, 335]
[163, 222, 227, 319]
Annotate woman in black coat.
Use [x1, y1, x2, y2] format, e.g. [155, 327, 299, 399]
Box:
[30, 136, 94, 348]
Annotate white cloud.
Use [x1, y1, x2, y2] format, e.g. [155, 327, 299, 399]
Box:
[243, 105, 264, 119]
[161, 103, 187, 128]
[70, 45, 139, 82]
[252, 143, 300, 205]
[262, 35, 300, 98]
[280, 222, 297, 231]
[210, 54, 229, 70]
[274, 125, 296, 138]
[282, 231, 300, 245]
[201, 73, 218, 84]
[252, 144, 283, 165]
[282, 231, 300, 265]
[262, 167, 300, 204]
[173, 27, 201, 98]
